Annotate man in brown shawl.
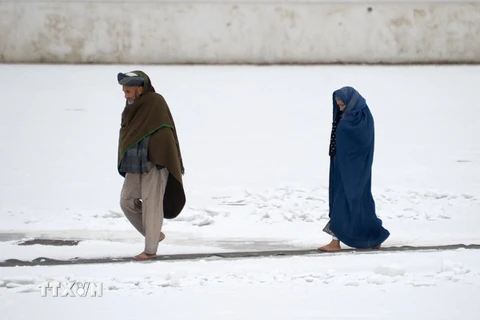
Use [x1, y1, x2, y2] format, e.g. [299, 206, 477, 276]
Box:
[117, 70, 186, 260]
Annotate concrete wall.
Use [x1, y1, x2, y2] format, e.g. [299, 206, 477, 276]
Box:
[0, 0, 479, 64]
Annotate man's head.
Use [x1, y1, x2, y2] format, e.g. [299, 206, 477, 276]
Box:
[117, 72, 145, 104]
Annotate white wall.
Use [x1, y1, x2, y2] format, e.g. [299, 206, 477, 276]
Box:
[0, 0, 479, 64]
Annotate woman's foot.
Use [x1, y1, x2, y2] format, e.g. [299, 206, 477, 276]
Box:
[318, 240, 341, 252]
[134, 252, 157, 261]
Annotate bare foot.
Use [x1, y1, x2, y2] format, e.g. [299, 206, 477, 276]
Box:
[318, 240, 341, 252]
[372, 244, 381, 249]
[133, 232, 165, 260]
[134, 252, 157, 261]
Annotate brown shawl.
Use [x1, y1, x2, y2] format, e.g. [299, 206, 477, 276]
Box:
[117, 71, 185, 219]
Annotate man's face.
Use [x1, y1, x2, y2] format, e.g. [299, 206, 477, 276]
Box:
[122, 85, 143, 104]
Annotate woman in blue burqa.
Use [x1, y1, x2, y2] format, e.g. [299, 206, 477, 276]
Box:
[318, 86, 390, 252]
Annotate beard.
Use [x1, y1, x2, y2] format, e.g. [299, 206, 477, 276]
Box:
[126, 91, 141, 105]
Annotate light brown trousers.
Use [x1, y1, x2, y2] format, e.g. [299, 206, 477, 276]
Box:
[120, 162, 168, 254]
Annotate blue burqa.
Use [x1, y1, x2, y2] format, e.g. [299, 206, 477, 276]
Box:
[328, 87, 390, 248]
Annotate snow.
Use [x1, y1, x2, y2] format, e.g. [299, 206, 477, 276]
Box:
[0, 64, 479, 319]
[1, 250, 480, 319]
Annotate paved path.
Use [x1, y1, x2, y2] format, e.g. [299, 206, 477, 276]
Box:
[2, 244, 479, 267]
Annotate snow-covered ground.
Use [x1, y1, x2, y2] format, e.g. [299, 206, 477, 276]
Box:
[0, 64, 479, 319]
[2, 249, 480, 320]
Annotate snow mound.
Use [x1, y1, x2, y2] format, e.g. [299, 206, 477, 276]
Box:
[374, 265, 406, 277]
